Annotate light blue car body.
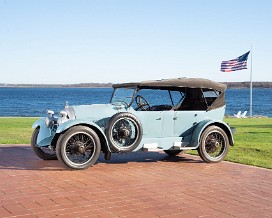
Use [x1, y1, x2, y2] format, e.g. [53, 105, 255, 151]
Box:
[32, 77, 235, 168]
[33, 101, 234, 153]
[32, 78, 236, 169]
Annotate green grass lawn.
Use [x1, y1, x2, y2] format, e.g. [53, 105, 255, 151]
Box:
[0, 117, 271, 169]
[0, 117, 38, 144]
[224, 118, 272, 169]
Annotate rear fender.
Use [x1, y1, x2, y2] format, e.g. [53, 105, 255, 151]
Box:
[56, 119, 111, 152]
[191, 120, 234, 148]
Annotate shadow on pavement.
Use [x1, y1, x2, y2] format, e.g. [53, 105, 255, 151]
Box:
[98, 151, 203, 164]
[0, 145, 203, 171]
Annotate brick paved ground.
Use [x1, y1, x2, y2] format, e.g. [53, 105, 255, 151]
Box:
[0, 144, 271, 218]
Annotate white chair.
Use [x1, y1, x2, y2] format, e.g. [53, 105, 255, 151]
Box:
[241, 111, 247, 118]
[234, 111, 241, 118]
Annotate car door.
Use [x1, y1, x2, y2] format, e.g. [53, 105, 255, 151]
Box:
[173, 111, 197, 137]
[135, 111, 163, 137]
[131, 88, 175, 138]
[161, 110, 175, 137]
[171, 89, 200, 137]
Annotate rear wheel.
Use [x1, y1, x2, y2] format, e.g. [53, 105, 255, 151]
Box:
[31, 128, 57, 160]
[164, 150, 182, 156]
[56, 126, 101, 170]
[197, 126, 229, 163]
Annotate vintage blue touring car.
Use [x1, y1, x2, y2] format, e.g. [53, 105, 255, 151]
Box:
[31, 78, 234, 169]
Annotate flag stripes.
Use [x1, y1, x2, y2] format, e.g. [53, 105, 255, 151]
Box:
[221, 51, 250, 72]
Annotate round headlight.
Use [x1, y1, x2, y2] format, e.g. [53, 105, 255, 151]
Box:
[45, 116, 55, 128]
[47, 110, 54, 116]
[45, 116, 51, 128]
[59, 110, 68, 117]
[57, 110, 69, 125]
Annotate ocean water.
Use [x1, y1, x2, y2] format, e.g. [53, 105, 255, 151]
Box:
[0, 87, 271, 117]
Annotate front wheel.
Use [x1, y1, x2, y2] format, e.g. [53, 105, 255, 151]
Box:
[197, 125, 229, 163]
[31, 128, 57, 160]
[56, 126, 101, 170]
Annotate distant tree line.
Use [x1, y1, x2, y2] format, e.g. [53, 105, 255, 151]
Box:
[62, 83, 113, 88]
[1, 82, 272, 88]
[0, 83, 113, 88]
[224, 82, 272, 88]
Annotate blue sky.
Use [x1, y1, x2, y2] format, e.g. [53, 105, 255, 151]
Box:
[0, 0, 271, 84]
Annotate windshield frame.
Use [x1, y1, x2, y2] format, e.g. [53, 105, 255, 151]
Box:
[110, 87, 137, 107]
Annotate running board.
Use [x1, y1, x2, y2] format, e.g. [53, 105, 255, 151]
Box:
[143, 142, 198, 152]
[142, 143, 163, 152]
[173, 142, 197, 150]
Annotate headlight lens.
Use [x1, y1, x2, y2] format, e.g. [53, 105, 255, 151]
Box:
[57, 110, 69, 125]
[45, 116, 51, 127]
[60, 111, 68, 117]
[56, 107, 75, 126]
[47, 110, 54, 116]
[45, 110, 56, 128]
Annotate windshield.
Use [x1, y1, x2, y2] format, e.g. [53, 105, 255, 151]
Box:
[111, 87, 135, 105]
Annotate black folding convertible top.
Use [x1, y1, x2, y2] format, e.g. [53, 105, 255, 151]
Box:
[113, 78, 227, 110]
[113, 78, 227, 92]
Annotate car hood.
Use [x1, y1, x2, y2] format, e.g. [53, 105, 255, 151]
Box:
[72, 103, 126, 128]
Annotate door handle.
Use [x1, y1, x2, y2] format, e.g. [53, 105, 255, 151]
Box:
[173, 117, 177, 120]
[156, 118, 162, 120]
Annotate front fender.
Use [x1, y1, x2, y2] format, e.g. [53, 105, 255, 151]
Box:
[191, 120, 234, 148]
[32, 118, 55, 146]
[32, 118, 45, 129]
[56, 119, 111, 152]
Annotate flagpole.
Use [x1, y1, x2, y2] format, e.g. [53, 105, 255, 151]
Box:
[249, 46, 253, 117]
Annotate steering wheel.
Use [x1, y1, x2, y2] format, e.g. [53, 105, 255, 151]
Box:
[135, 95, 151, 111]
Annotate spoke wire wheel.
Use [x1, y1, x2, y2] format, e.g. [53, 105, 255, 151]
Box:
[198, 126, 229, 163]
[40, 147, 56, 156]
[106, 113, 143, 152]
[112, 117, 138, 147]
[56, 126, 101, 169]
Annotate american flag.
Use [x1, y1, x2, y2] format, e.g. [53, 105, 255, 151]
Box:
[221, 51, 250, 72]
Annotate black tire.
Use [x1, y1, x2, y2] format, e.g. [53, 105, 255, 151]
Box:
[164, 150, 182, 156]
[197, 125, 229, 163]
[31, 128, 57, 160]
[106, 113, 143, 152]
[56, 126, 101, 170]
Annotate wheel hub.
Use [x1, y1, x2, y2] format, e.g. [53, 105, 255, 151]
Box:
[120, 127, 130, 138]
[72, 141, 86, 154]
[207, 139, 220, 153]
[78, 145, 85, 154]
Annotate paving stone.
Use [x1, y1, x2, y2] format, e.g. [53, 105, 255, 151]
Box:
[0, 144, 271, 217]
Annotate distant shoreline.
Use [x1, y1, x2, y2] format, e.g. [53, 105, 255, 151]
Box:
[0, 83, 113, 88]
[0, 81, 272, 88]
[223, 82, 272, 89]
